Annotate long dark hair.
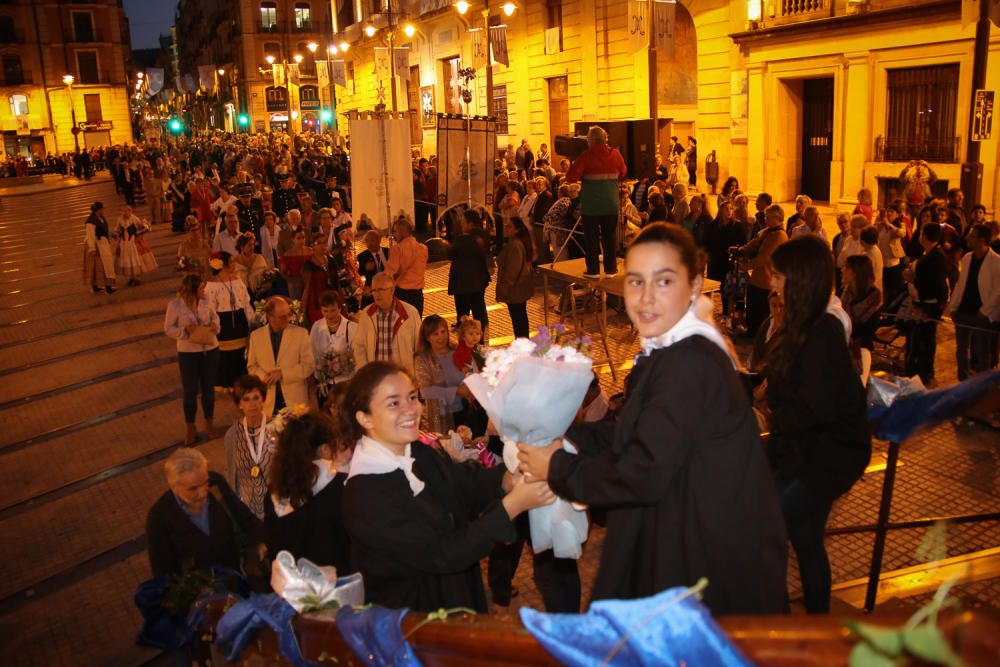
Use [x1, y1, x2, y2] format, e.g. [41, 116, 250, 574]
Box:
[768, 236, 834, 381]
[845, 254, 875, 299]
[339, 361, 411, 446]
[268, 411, 337, 509]
[507, 216, 534, 263]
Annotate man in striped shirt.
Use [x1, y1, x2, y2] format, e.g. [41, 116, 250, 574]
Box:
[565, 126, 628, 278]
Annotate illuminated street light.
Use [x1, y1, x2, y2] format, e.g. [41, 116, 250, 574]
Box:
[62, 74, 74, 85]
[747, 0, 762, 22]
[455, 0, 470, 15]
[338, 41, 349, 52]
[217, 68, 225, 76]
[307, 42, 318, 53]
[328, 45, 339, 55]
[403, 23, 415, 38]
[502, 2, 516, 16]
[137, 71, 144, 79]
[265, 55, 275, 65]
[364, 24, 377, 37]
[293, 53, 303, 64]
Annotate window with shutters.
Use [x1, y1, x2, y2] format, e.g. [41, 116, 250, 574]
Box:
[84, 94, 102, 122]
[877, 64, 960, 163]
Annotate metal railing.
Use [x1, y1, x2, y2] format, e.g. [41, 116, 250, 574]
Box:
[781, 0, 825, 15]
[259, 21, 281, 33]
[874, 135, 961, 163]
[1, 70, 33, 86]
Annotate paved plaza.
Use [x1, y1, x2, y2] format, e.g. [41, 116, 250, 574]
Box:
[0, 179, 996, 665]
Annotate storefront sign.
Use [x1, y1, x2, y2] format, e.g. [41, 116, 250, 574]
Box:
[265, 86, 289, 112]
[79, 121, 114, 131]
[299, 85, 320, 111]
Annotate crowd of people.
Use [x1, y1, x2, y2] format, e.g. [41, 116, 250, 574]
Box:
[91, 125, 998, 660]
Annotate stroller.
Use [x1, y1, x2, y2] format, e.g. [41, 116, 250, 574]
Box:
[723, 246, 750, 336]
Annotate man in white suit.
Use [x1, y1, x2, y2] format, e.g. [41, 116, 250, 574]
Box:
[247, 296, 315, 415]
[353, 272, 420, 375]
[949, 223, 1000, 380]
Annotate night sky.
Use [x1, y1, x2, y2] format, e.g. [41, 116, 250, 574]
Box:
[123, 0, 178, 50]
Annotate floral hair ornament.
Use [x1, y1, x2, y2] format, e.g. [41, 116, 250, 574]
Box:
[208, 258, 224, 271]
[267, 403, 311, 438]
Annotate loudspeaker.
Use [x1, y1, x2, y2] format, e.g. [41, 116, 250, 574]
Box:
[554, 134, 589, 161]
[574, 120, 657, 180]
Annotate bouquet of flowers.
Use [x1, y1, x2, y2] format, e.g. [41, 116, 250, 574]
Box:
[464, 324, 593, 559]
[314, 345, 355, 398]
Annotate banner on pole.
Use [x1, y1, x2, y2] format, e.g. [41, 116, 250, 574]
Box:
[489, 26, 509, 67]
[653, 0, 676, 58]
[628, 0, 649, 53]
[394, 47, 410, 82]
[146, 68, 164, 96]
[435, 115, 497, 210]
[272, 63, 284, 89]
[331, 60, 347, 88]
[288, 63, 301, 86]
[317, 60, 329, 88]
[198, 65, 217, 93]
[374, 47, 391, 80]
[183, 73, 198, 93]
[349, 113, 414, 231]
[470, 28, 488, 68]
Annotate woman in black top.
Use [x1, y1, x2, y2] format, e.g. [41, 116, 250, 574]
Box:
[339, 361, 554, 612]
[264, 410, 352, 573]
[765, 236, 871, 613]
[518, 224, 788, 616]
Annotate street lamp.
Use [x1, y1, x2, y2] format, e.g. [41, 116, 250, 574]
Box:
[62, 74, 79, 152]
[454, 2, 515, 118]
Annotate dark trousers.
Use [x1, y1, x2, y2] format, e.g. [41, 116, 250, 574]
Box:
[781, 479, 834, 614]
[394, 287, 424, 316]
[904, 318, 939, 385]
[882, 263, 905, 305]
[507, 302, 530, 339]
[123, 181, 135, 206]
[454, 291, 489, 330]
[486, 518, 581, 613]
[178, 349, 219, 423]
[582, 214, 618, 275]
[952, 310, 999, 381]
[747, 284, 772, 337]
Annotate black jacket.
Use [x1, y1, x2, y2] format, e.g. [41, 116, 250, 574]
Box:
[357, 247, 389, 287]
[550, 336, 788, 615]
[264, 473, 352, 573]
[766, 314, 871, 498]
[145, 472, 262, 578]
[447, 227, 492, 295]
[342, 443, 514, 612]
[913, 245, 949, 317]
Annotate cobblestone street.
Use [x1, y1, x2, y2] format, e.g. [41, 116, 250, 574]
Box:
[0, 178, 996, 665]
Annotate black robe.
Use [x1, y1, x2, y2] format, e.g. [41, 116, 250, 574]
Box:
[341, 443, 515, 612]
[549, 335, 788, 615]
[264, 472, 353, 574]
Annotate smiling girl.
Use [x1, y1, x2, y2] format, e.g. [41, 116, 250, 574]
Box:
[517, 223, 788, 615]
[340, 361, 555, 611]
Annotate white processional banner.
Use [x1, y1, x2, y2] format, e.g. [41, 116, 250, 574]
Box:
[436, 115, 496, 211]
[628, 0, 650, 53]
[349, 114, 414, 231]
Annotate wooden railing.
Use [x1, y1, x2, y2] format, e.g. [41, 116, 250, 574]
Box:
[199, 603, 1000, 667]
[770, 0, 832, 25]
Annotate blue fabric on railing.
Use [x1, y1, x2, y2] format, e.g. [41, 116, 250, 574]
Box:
[215, 593, 320, 667]
[335, 606, 422, 667]
[134, 567, 249, 650]
[868, 371, 1000, 443]
[520, 586, 753, 667]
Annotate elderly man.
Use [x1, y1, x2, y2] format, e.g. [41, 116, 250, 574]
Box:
[212, 206, 241, 255]
[949, 224, 1000, 380]
[739, 204, 789, 336]
[145, 448, 263, 578]
[247, 296, 314, 415]
[353, 272, 420, 374]
[277, 208, 304, 256]
[384, 216, 428, 315]
[565, 126, 628, 278]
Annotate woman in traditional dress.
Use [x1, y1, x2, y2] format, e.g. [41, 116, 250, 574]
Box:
[83, 201, 117, 294]
[339, 361, 555, 612]
[309, 290, 357, 405]
[300, 233, 335, 326]
[176, 215, 211, 279]
[115, 204, 146, 287]
[517, 223, 788, 616]
[224, 374, 274, 519]
[233, 233, 268, 299]
[204, 252, 254, 393]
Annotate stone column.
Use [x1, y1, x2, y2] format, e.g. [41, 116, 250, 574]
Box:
[839, 51, 871, 208]
[746, 62, 765, 196]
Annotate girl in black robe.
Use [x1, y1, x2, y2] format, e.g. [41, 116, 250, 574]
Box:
[339, 361, 555, 612]
[518, 223, 788, 616]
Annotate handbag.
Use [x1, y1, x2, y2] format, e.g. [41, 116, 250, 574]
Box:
[188, 325, 218, 346]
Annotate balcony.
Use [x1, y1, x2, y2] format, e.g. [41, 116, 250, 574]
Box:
[73, 70, 116, 86]
[294, 20, 313, 33]
[64, 29, 105, 43]
[874, 134, 960, 164]
[1, 70, 33, 86]
[769, 0, 832, 26]
[259, 21, 281, 33]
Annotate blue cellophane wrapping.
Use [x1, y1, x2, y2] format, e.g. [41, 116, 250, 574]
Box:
[335, 605, 422, 667]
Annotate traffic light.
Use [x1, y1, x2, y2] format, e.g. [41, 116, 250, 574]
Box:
[320, 109, 333, 124]
[238, 113, 250, 128]
[168, 118, 183, 135]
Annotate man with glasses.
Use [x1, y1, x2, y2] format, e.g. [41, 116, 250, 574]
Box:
[353, 273, 420, 375]
[247, 297, 314, 415]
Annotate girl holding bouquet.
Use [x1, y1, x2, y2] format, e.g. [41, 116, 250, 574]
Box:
[310, 290, 357, 404]
[340, 361, 555, 612]
[517, 223, 788, 616]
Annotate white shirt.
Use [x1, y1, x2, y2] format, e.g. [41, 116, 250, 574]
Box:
[347, 436, 425, 495]
[309, 316, 358, 383]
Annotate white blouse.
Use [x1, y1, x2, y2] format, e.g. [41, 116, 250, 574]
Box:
[204, 279, 254, 320]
